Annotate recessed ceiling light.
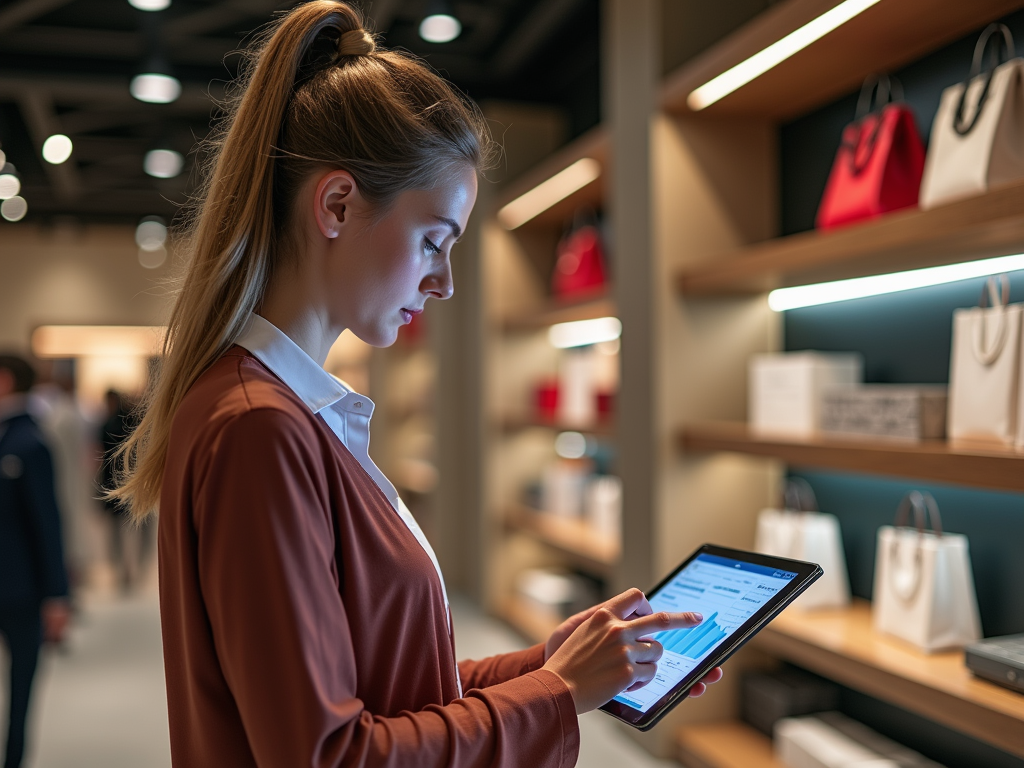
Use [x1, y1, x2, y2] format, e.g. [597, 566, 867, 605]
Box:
[42, 134, 73, 164]
[136, 216, 168, 250]
[144, 148, 184, 178]
[419, 14, 461, 43]
[128, 0, 171, 9]
[1, 195, 28, 222]
[138, 245, 167, 269]
[0, 174, 20, 200]
[130, 73, 181, 104]
[0, 149, 6, 167]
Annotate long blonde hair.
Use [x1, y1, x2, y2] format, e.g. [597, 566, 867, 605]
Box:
[112, 0, 493, 521]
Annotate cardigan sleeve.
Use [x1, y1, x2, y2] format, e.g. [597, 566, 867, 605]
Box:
[459, 645, 547, 691]
[193, 408, 579, 768]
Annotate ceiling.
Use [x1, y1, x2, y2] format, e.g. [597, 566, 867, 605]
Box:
[0, 0, 599, 225]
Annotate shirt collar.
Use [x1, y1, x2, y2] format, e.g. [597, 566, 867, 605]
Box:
[235, 314, 353, 414]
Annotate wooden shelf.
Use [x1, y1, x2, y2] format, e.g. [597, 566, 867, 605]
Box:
[498, 596, 560, 645]
[677, 179, 1024, 296]
[492, 127, 608, 233]
[500, 415, 615, 439]
[501, 290, 616, 332]
[506, 504, 620, 574]
[680, 421, 1024, 493]
[754, 601, 1024, 758]
[677, 721, 784, 768]
[661, 0, 1022, 120]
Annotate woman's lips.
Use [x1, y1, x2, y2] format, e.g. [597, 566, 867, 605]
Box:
[400, 308, 422, 324]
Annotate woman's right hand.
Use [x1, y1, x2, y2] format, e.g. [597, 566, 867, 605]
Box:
[541, 588, 705, 714]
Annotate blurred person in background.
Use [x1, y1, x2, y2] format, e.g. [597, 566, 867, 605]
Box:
[98, 388, 147, 592]
[0, 353, 71, 768]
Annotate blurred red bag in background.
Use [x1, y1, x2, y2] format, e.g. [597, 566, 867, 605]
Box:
[816, 75, 926, 230]
[552, 224, 607, 298]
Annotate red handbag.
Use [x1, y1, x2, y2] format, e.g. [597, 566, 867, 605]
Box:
[816, 76, 926, 230]
[552, 223, 607, 298]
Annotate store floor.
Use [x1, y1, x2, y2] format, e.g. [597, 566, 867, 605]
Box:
[6, 586, 678, 768]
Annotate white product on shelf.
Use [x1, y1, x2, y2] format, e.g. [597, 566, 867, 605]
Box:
[584, 475, 621, 537]
[947, 276, 1022, 448]
[749, 352, 863, 437]
[558, 346, 597, 427]
[821, 386, 948, 441]
[775, 712, 945, 768]
[541, 460, 587, 518]
[514, 568, 586, 625]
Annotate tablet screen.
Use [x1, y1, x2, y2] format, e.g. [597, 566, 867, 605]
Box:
[612, 552, 798, 714]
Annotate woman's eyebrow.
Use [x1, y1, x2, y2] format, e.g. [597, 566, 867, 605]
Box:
[432, 215, 462, 241]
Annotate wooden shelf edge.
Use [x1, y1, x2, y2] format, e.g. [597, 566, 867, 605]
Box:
[506, 504, 620, 571]
[501, 291, 616, 332]
[756, 601, 1024, 758]
[679, 421, 1024, 493]
[499, 415, 615, 439]
[497, 596, 560, 645]
[677, 179, 1024, 296]
[677, 721, 784, 768]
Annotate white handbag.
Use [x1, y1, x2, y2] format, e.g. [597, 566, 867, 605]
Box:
[920, 24, 1024, 209]
[872, 491, 982, 652]
[755, 479, 851, 611]
[948, 275, 1022, 447]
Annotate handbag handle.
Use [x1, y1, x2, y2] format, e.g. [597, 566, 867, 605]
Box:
[845, 74, 904, 176]
[972, 275, 1011, 366]
[954, 23, 1016, 136]
[888, 491, 943, 603]
[782, 477, 819, 513]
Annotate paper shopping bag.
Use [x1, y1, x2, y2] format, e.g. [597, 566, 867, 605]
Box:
[872, 491, 981, 652]
[948, 275, 1022, 447]
[920, 24, 1024, 209]
[755, 479, 851, 611]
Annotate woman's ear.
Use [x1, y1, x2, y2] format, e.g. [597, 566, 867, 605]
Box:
[313, 170, 359, 239]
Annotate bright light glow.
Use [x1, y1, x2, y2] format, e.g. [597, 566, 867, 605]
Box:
[32, 325, 166, 358]
[130, 73, 181, 104]
[136, 217, 168, 250]
[419, 14, 461, 43]
[0, 174, 20, 199]
[687, 0, 880, 111]
[555, 431, 587, 459]
[0, 150, 5, 167]
[144, 148, 183, 178]
[549, 316, 621, 349]
[138, 245, 167, 269]
[498, 158, 601, 229]
[1, 195, 27, 222]
[129, 0, 171, 9]
[42, 134, 73, 164]
[768, 253, 1024, 311]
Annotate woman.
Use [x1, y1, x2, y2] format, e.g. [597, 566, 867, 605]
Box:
[113, 3, 720, 765]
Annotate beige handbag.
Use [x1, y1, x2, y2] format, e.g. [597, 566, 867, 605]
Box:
[948, 275, 1022, 447]
[872, 491, 981, 652]
[920, 24, 1024, 209]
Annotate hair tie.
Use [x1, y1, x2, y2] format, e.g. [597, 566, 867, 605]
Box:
[339, 29, 375, 57]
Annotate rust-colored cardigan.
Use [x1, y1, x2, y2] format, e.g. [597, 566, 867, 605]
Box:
[159, 349, 580, 767]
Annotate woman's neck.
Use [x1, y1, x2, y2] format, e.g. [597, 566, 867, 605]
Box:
[259, 264, 341, 367]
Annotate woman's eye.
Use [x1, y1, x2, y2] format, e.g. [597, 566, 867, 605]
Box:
[424, 237, 442, 255]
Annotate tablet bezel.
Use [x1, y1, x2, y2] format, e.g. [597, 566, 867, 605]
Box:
[599, 543, 822, 731]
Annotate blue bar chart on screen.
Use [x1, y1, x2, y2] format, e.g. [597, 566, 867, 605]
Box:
[613, 554, 797, 713]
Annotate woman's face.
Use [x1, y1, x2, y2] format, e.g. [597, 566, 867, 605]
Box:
[325, 165, 477, 347]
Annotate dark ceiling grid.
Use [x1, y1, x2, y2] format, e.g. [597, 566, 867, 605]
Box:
[0, 0, 599, 225]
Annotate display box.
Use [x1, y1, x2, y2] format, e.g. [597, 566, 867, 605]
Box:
[749, 352, 863, 437]
[820, 385, 948, 441]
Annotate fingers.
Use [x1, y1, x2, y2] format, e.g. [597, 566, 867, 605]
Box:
[622, 593, 654, 621]
[700, 666, 724, 685]
[624, 661, 658, 691]
[627, 609, 704, 638]
[605, 588, 649, 620]
[630, 639, 664, 664]
[688, 682, 707, 697]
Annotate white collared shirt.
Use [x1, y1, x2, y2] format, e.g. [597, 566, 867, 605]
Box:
[235, 315, 461, 694]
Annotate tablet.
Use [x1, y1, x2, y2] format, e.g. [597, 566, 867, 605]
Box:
[600, 543, 822, 731]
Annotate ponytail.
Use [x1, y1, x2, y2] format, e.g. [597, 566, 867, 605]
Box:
[111, 1, 493, 520]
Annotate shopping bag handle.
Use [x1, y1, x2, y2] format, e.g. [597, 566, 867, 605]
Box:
[844, 74, 904, 176]
[782, 477, 819, 513]
[972, 274, 1011, 366]
[954, 23, 1016, 136]
[893, 490, 944, 537]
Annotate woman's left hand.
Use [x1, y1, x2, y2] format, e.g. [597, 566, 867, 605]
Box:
[544, 593, 725, 699]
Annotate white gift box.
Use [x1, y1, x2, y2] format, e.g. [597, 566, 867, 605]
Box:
[749, 352, 863, 437]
